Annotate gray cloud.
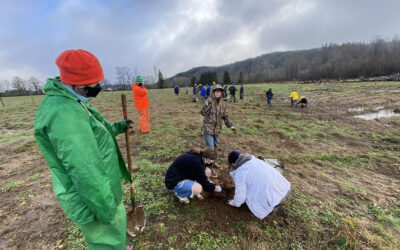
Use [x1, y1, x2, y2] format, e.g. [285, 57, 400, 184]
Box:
[0, 0, 399, 85]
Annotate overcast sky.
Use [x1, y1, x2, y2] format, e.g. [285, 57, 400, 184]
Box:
[0, 0, 399, 85]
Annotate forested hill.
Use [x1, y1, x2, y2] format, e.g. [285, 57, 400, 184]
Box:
[171, 38, 400, 83]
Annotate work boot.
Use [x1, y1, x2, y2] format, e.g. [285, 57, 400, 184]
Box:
[174, 193, 189, 204]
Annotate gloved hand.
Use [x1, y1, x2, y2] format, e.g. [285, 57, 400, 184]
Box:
[125, 119, 133, 129]
[231, 126, 236, 133]
[205, 100, 208, 106]
[215, 185, 222, 192]
[228, 200, 235, 206]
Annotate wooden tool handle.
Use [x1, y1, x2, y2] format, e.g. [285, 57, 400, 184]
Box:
[121, 94, 135, 207]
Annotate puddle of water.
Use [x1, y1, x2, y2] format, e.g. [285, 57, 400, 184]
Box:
[349, 105, 386, 112]
[354, 109, 400, 120]
[348, 107, 364, 112]
[373, 105, 385, 110]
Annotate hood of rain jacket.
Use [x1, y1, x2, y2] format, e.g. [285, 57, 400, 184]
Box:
[34, 77, 131, 225]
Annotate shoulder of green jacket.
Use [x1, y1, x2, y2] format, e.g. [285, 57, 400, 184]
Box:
[35, 79, 93, 128]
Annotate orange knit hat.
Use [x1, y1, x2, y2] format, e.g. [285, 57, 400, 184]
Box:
[55, 49, 104, 85]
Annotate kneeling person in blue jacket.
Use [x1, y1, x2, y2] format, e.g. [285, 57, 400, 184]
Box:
[165, 147, 222, 203]
[227, 151, 291, 219]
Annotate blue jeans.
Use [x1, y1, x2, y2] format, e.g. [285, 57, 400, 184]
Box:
[169, 180, 195, 198]
[267, 98, 272, 104]
[204, 133, 219, 149]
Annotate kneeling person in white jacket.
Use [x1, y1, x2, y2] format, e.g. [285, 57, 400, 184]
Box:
[227, 151, 291, 219]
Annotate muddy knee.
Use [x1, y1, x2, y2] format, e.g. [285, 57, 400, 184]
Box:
[192, 182, 203, 195]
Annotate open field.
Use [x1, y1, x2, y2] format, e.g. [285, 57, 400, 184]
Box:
[1, 82, 400, 249]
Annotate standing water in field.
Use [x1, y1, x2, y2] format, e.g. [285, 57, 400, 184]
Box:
[354, 109, 400, 120]
[348, 107, 364, 112]
[373, 105, 385, 110]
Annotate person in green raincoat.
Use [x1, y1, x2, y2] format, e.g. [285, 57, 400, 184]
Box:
[34, 49, 133, 250]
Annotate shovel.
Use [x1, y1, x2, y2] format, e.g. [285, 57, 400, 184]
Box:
[121, 94, 146, 237]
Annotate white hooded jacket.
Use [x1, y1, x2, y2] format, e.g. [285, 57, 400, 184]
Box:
[229, 154, 291, 219]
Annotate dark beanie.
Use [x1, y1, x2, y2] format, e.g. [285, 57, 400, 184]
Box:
[228, 150, 241, 164]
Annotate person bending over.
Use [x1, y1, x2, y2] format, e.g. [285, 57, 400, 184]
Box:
[165, 147, 222, 203]
[227, 151, 291, 219]
[297, 96, 308, 108]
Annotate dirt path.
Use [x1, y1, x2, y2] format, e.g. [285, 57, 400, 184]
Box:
[0, 145, 70, 249]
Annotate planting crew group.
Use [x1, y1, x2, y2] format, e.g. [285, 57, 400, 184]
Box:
[34, 49, 297, 249]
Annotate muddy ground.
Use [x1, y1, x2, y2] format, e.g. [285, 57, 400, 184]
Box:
[1, 82, 400, 249]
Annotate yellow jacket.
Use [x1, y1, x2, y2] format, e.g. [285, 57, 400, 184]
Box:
[289, 91, 299, 101]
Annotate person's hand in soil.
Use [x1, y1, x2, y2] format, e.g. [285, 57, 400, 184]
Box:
[227, 200, 235, 206]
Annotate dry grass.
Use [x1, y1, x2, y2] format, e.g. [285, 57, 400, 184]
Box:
[1, 82, 400, 249]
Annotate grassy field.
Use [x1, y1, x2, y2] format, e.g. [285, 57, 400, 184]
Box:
[1, 82, 400, 249]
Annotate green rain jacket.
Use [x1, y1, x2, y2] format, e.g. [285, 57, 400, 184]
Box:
[34, 78, 131, 225]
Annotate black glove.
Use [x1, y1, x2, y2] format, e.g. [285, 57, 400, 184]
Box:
[125, 119, 133, 129]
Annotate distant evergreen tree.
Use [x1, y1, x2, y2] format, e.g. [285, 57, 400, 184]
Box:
[211, 71, 217, 83]
[190, 76, 197, 86]
[158, 70, 165, 89]
[199, 72, 207, 84]
[239, 71, 243, 84]
[199, 71, 217, 85]
[223, 71, 231, 85]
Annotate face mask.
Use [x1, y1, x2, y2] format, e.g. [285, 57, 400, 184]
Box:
[138, 82, 143, 86]
[74, 83, 102, 97]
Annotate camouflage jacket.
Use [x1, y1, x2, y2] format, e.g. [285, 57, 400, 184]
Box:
[201, 97, 233, 135]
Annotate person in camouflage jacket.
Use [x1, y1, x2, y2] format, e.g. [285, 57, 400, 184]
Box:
[200, 84, 236, 149]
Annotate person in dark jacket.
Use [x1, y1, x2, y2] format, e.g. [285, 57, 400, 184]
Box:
[165, 148, 222, 203]
[223, 86, 228, 99]
[229, 84, 237, 103]
[239, 84, 244, 99]
[266, 88, 274, 105]
[174, 85, 180, 95]
[297, 96, 308, 108]
[192, 84, 198, 102]
[206, 85, 211, 98]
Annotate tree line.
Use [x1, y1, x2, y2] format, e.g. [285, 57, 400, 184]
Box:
[0, 65, 167, 96]
[171, 37, 400, 84]
[2, 37, 399, 96]
[0, 77, 43, 96]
